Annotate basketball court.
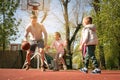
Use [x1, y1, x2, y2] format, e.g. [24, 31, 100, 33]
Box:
[1, 1, 119, 80]
[0, 69, 120, 80]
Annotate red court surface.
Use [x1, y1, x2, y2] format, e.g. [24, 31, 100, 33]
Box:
[0, 69, 120, 80]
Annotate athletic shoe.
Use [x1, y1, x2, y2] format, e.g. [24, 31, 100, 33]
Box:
[25, 64, 30, 70]
[91, 68, 101, 74]
[41, 67, 45, 72]
[53, 68, 59, 71]
[80, 67, 88, 73]
[63, 65, 67, 70]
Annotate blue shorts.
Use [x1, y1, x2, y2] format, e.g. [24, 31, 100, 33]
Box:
[29, 39, 44, 53]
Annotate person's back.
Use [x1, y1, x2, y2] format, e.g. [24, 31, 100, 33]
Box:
[84, 24, 98, 45]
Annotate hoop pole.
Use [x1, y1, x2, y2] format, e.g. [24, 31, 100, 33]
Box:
[22, 47, 49, 69]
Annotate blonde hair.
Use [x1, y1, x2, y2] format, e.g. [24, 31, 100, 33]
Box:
[55, 32, 61, 38]
[83, 16, 92, 24]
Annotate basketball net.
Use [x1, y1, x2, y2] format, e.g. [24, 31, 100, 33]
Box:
[28, 2, 40, 16]
[20, 0, 50, 17]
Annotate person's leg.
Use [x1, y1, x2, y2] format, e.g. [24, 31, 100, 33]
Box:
[88, 45, 98, 68]
[38, 39, 45, 71]
[25, 42, 36, 70]
[59, 53, 67, 70]
[39, 48, 45, 71]
[80, 46, 89, 73]
[61, 58, 67, 70]
[53, 53, 59, 71]
[88, 45, 101, 74]
[26, 50, 31, 65]
[25, 50, 31, 70]
[84, 53, 89, 68]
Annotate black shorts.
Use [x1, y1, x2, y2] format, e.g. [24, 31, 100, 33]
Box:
[29, 39, 44, 53]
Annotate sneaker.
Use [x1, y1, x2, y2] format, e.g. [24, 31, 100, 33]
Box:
[25, 64, 30, 70]
[41, 67, 45, 72]
[80, 67, 88, 73]
[53, 68, 59, 71]
[63, 65, 67, 70]
[91, 68, 101, 74]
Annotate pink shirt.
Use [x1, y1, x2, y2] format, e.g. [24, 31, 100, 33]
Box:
[51, 39, 65, 53]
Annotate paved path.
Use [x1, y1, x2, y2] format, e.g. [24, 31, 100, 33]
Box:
[0, 69, 120, 80]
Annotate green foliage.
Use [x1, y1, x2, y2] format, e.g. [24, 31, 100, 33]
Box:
[47, 33, 57, 54]
[0, 0, 20, 50]
[91, 0, 120, 69]
[72, 44, 83, 69]
[104, 43, 119, 69]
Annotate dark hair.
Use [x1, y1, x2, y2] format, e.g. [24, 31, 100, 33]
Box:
[88, 16, 92, 24]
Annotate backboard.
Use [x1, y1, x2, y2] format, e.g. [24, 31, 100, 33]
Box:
[20, 0, 50, 11]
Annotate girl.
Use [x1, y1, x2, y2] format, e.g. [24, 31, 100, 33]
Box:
[48, 32, 67, 71]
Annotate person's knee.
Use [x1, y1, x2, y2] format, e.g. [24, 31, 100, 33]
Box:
[27, 50, 32, 55]
[39, 48, 44, 54]
[54, 59, 59, 63]
[59, 57, 63, 60]
[54, 59, 57, 61]
[91, 56, 96, 60]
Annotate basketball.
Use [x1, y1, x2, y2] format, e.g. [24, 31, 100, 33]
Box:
[21, 41, 30, 50]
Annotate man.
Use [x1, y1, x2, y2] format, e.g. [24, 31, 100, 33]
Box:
[24, 15, 47, 71]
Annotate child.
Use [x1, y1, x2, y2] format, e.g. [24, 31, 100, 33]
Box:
[79, 16, 101, 74]
[23, 15, 48, 71]
[47, 32, 67, 71]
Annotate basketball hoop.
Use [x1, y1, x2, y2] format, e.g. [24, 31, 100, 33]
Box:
[20, 0, 50, 11]
[28, 2, 40, 10]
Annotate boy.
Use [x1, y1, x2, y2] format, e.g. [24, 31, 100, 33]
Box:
[23, 15, 47, 71]
[79, 16, 101, 74]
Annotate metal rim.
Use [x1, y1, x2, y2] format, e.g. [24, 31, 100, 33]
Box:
[28, 2, 40, 7]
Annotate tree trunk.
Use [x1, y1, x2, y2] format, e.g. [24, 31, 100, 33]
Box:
[61, 0, 82, 69]
[62, 0, 72, 69]
[2, 2, 6, 53]
[118, 52, 120, 69]
[92, 0, 100, 14]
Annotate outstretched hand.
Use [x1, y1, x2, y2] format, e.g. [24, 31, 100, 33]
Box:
[45, 45, 50, 53]
[79, 45, 83, 51]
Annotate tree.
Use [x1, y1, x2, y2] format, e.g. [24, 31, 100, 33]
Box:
[91, 0, 120, 69]
[91, 0, 106, 69]
[0, 0, 20, 52]
[60, 0, 84, 69]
